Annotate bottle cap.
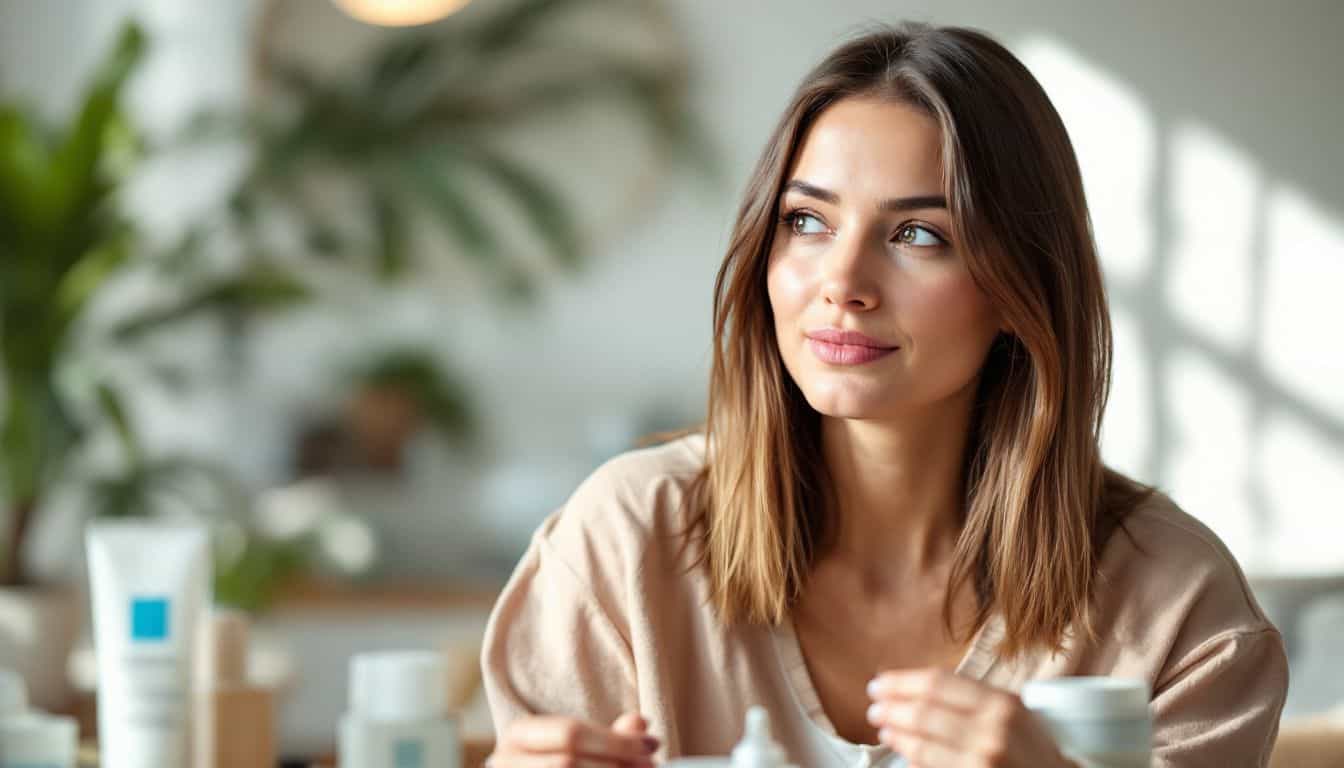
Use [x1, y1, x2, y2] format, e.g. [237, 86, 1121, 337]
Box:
[732, 707, 786, 768]
[348, 651, 446, 722]
[1021, 677, 1150, 721]
[0, 668, 28, 717]
[213, 609, 250, 686]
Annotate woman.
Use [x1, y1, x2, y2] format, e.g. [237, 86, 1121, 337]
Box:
[481, 23, 1288, 768]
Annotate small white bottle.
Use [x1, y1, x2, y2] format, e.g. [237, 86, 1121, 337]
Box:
[0, 668, 79, 768]
[339, 651, 461, 768]
[731, 707, 788, 768]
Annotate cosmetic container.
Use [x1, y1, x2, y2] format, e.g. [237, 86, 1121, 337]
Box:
[0, 668, 79, 768]
[1022, 677, 1152, 768]
[338, 651, 461, 768]
[87, 522, 210, 768]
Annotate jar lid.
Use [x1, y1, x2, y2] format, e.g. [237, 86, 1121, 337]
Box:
[0, 669, 28, 717]
[1021, 677, 1149, 720]
[348, 651, 446, 722]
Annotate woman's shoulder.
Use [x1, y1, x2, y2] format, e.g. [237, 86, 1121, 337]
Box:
[533, 432, 708, 564]
[1099, 485, 1275, 633]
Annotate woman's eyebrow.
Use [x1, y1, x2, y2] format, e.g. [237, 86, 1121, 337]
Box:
[784, 179, 947, 212]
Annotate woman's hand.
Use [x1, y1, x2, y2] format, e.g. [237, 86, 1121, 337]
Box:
[866, 670, 1077, 768]
[488, 712, 660, 768]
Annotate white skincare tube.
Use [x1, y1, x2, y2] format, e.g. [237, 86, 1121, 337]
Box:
[87, 522, 210, 768]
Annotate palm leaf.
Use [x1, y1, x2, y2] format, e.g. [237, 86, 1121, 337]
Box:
[370, 185, 409, 278]
[459, 141, 581, 270]
[54, 225, 133, 332]
[94, 382, 142, 468]
[47, 22, 145, 238]
[113, 262, 309, 341]
[398, 152, 535, 298]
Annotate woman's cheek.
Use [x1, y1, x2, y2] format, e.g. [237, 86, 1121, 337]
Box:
[899, 271, 996, 343]
[767, 253, 815, 317]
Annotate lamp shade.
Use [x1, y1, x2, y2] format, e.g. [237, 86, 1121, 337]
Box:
[332, 0, 472, 27]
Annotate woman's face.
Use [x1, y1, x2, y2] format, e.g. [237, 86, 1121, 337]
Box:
[767, 97, 1002, 421]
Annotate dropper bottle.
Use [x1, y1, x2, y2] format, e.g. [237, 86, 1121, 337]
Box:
[731, 707, 788, 768]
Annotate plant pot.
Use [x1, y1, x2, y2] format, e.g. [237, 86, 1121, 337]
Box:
[0, 586, 81, 712]
[347, 385, 423, 471]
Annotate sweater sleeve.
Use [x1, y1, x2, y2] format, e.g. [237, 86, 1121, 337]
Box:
[480, 515, 640, 736]
[1150, 626, 1289, 767]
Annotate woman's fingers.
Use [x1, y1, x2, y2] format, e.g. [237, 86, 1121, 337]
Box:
[503, 716, 659, 762]
[868, 669, 1064, 767]
[867, 669, 988, 713]
[877, 727, 976, 768]
[611, 711, 649, 735]
[867, 697, 965, 745]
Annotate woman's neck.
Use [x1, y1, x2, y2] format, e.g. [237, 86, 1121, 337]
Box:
[820, 386, 977, 583]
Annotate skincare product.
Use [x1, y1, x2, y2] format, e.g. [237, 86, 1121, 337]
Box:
[87, 522, 210, 768]
[339, 651, 460, 768]
[663, 707, 794, 768]
[732, 707, 787, 768]
[1022, 677, 1152, 768]
[201, 610, 274, 768]
[0, 669, 78, 768]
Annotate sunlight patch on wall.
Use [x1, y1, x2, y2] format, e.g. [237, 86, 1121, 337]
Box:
[1261, 411, 1344, 573]
[1100, 306, 1151, 480]
[1168, 124, 1259, 353]
[1166, 353, 1256, 565]
[1018, 38, 1155, 283]
[1263, 187, 1344, 416]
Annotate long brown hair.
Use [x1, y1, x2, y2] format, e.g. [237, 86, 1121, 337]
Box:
[683, 22, 1151, 656]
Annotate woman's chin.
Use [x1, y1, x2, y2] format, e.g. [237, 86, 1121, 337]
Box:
[802, 389, 902, 420]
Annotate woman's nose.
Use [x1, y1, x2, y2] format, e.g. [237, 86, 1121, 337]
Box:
[819, 231, 881, 310]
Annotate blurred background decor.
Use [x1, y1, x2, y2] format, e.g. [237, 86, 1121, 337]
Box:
[2, 0, 1341, 763]
[0, 22, 151, 710]
[1, 0, 711, 744]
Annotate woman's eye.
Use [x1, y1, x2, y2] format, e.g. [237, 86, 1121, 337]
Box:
[785, 212, 828, 236]
[895, 224, 945, 247]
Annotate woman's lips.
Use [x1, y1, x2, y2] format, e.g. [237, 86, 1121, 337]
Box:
[807, 338, 898, 365]
[804, 329, 899, 365]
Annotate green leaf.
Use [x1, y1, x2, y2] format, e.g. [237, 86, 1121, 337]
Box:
[113, 262, 310, 341]
[0, 107, 58, 233]
[54, 228, 132, 331]
[367, 34, 437, 96]
[48, 21, 146, 231]
[94, 382, 142, 469]
[213, 534, 307, 613]
[1, 381, 43, 504]
[89, 455, 248, 522]
[399, 151, 534, 298]
[461, 142, 582, 270]
[354, 349, 475, 439]
[370, 187, 409, 278]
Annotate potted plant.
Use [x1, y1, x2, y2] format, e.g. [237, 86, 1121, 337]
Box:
[0, 22, 148, 710]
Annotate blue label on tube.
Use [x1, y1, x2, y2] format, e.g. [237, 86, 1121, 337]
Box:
[394, 739, 424, 768]
[130, 596, 170, 642]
